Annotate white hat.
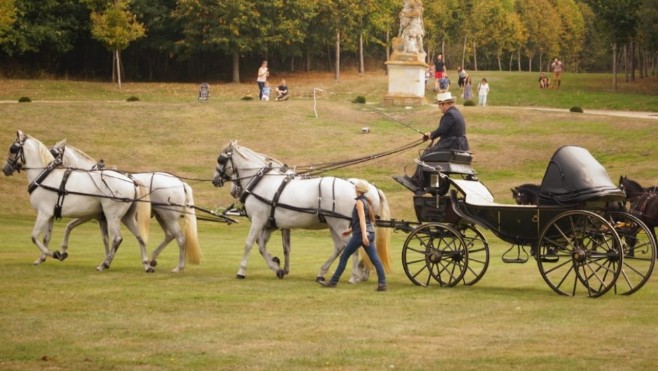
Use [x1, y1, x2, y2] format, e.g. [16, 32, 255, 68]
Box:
[354, 181, 370, 194]
[436, 92, 456, 103]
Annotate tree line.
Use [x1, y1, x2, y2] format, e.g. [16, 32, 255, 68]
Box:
[1, 0, 656, 86]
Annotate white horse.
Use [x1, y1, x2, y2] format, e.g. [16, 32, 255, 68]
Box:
[212, 140, 392, 282]
[3, 130, 152, 271]
[49, 140, 202, 273]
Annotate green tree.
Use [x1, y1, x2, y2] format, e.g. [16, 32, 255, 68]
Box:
[517, 0, 561, 71]
[90, 0, 146, 88]
[0, 0, 16, 44]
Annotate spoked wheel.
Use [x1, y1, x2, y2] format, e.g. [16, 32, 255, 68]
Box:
[401, 223, 468, 287]
[458, 225, 490, 286]
[537, 210, 623, 298]
[606, 211, 656, 295]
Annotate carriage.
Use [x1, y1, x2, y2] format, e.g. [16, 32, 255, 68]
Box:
[392, 145, 656, 297]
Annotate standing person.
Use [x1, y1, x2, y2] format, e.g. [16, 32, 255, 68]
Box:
[318, 181, 387, 291]
[261, 82, 271, 101]
[257, 60, 269, 100]
[457, 66, 468, 88]
[463, 76, 473, 100]
[551, 58, 563, 88]
[477, 78, 490, 106]
[433, 54, 446, 92]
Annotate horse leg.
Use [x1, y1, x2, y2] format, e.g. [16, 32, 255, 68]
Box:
[120, 212, 152, 273]
[236, 222, 265, 279]
[348, 250, 371, 284]
[257, 229, 285, 279]
[30, 214, 55, 265]
[316, 228, 348, 282]
[56, 216, 96, 261]
[148, 213, 180, 272]
[281, 228, 291, 275]
[98, 218, 124, 271]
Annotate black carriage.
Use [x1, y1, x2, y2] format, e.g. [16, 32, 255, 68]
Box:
[393, 145, 656, 297]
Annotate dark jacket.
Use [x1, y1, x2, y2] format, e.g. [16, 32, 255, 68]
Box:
[426, 106, 469, 152]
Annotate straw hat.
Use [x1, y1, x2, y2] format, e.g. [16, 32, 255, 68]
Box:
[354, 181, 370, 194]
[435, 92, 456, 103]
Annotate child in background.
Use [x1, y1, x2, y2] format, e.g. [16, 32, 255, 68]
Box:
[261, 82, 271, 101]
[477, 78, 489, 106]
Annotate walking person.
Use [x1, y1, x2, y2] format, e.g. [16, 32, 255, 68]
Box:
[477, 78, 490, 106]
[463, 76, 473, 100]
[257, 60, 269, 100]
[318, 181, 387, 291]
[433, 54, 446, 92]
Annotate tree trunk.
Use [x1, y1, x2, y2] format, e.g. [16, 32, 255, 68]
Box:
[232, 51, 240, 83]
[539, 51, 543, 73]
[612, 43, 618, 90]
[359, 33, 364, 74]
[115, 49, 122, 89]
[461, 35, 467, 68]
[517, 49, 522, 71]
[497, 50, 502, 71]
[473, 40, 477, 71]
[335, 31, 340, 80]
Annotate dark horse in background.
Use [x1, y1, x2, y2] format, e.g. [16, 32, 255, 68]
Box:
[511, 183, 540, 205]
[619, 175, 658, 240]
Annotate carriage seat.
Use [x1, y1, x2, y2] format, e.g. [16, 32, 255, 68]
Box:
[419, 150, 475, 176]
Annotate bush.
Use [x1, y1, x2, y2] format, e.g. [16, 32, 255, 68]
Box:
[352, 96, 366, 104]
[18, 97, 31, 103]
[570, 106, 583, 113]
[126, 96, 140, 102]
[463, 100, 476, 106]
[241, 96, 254, 101]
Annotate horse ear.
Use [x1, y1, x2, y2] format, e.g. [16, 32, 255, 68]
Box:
[16, 130, 24, 140]
[54, 139, 66, 149]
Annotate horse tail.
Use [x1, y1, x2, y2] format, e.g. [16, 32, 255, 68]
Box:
[182, 182, 203, 264]
[135, 184, 151, 245]
[360, 187, 393, 274]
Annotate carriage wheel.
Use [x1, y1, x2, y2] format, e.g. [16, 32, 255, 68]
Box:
[401, 223, 468, 287]
[537, 210, 623, 298]
[606, 212, 656, 295]
[458, 225, 490, 286]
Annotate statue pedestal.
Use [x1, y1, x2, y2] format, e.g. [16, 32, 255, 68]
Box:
[383, 59, 428, 107]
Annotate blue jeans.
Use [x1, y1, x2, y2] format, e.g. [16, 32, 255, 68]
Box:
[257, 81, 265, 99]
[329, 232, 386, 286]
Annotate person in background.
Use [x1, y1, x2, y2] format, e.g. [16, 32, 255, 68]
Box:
[261, 82, 271, 101]
[318, 181, 387, 292]
[433, 54, 446, 92]
[477, 78, 490, 106]
[551, 58, 563, 88]
[539, 73, 550, 88]
[438, 73, 451, 93]
[257, 60, 269, 100]
[457, 66, 468, 88]
[275, 79, 289, 101]
[463, 76, 473, 100]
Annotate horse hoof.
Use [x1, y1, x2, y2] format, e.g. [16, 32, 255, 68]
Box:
[149, 260, 158, 267]
[315, 276, 325, 282]
[276, 269, 285, 279]
[272, 256, 280, 266]
[146, 266, 155, 273]
[60, 252, 68, 261]
[236, 274, 246, 279]
[53, 251, 61, 260]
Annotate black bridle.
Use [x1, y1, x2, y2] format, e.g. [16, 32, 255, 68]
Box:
[214, 150, 238, 188]
[3, 138, 27, 175]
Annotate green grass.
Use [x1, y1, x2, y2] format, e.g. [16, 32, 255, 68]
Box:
[1, 72, 658, 369]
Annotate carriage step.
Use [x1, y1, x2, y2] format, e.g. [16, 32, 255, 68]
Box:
[502, 245, 529, 264]
[392, 175, 420, 193]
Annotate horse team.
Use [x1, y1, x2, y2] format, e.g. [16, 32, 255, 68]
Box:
[3, 131, 390, 283]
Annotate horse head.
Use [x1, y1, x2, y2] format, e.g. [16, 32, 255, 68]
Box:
[3, 130, 29, 176]
[212, 141, 238, 187]
[619, 175, 644, 201]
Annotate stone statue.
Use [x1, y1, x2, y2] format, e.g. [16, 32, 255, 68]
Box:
[391, 0, 426, 62]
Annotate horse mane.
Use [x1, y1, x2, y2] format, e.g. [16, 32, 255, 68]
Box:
[27, 135, 56, 165]
[66, 145, 96, 163]
[230, 142, 288, 169]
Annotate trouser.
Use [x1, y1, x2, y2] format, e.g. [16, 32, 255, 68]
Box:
[329, 231, 386, 286]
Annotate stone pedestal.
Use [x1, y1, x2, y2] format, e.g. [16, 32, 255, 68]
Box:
[384, 59, 428, 107]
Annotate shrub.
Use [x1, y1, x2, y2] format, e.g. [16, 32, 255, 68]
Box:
[352, 96, 366, 104]
[241, 96, 254, 101]
[18, 97, 31, 103]
[463, 100, 476, 106]
[570, 106, 583, 113]
[126, 96, 140, 102]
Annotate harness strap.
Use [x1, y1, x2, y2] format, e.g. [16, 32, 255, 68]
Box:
[317, 178, 326, 223]
[267, 174, 293, 229]
[54, 168, 72, 219]
[28, 157, 62, 194]
[239, 166, 272, 204]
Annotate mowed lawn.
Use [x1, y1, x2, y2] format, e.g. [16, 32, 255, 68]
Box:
[1, 72, 658, 370]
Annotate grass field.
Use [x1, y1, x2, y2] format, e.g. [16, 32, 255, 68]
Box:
[1, 71, 658, 370]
